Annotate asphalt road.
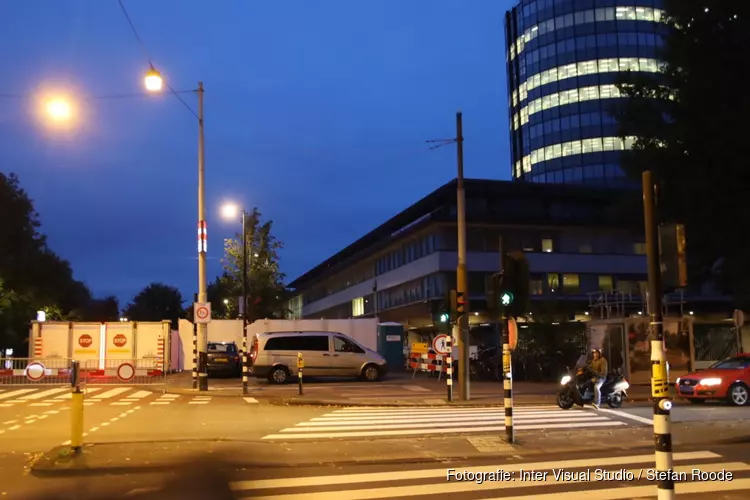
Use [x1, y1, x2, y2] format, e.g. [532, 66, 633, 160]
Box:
[9, 443, 750, 499]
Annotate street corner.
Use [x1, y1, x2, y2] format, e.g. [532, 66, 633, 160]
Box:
[29, 444, 94, 476]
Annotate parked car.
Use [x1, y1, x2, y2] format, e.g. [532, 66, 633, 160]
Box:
[675, 353, 750, 406]
[207, 341, 241, 377]
[249, 331, 387, 384]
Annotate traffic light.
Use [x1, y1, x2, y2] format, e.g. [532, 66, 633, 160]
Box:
[431, 298, 451, 325]
[499, 251, 530, 318]
[449, 289, 467, 319]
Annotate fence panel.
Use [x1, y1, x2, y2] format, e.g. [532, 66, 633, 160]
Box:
[81, 358, 165, 386]
[0, 357, 72, 386]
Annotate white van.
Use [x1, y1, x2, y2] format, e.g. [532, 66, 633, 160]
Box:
[249, 331, 387, 384]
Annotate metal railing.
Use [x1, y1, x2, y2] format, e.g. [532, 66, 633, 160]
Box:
[0, 357, 73, 385]
[0, 357, 165, 387]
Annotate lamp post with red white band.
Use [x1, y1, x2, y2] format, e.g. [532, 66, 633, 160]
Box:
[145, 69, 209, 391]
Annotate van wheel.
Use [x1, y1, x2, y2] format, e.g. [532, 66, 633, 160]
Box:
[269, 366, 289, 384]
[362, 364, 381, 382]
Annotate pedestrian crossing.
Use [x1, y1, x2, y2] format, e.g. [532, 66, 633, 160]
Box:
[228, 450, 750, 499]
[261, 405, 627, 441]
[0, 387, 260, 407]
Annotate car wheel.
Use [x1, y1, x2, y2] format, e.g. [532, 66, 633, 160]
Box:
[362, 364, 381, 382]
[269, 366, 289, 384]
[727, 383, 749, 406]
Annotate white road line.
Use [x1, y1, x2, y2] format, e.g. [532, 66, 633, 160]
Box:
[3, 420, 17, 424]
[263, 420, 623, 440]
[44, 410, 59, 415]
[111, 402, 132, 406]
[18, 387, 70, 400]
[8, 425, 20, 431]
[0, 389, 36, 400]
[90, 427, 100, 432]
[55, 387, 103, 399]
[312, 410, 589, 421]
[300, 413, 600, 427]
[29, 403, 53, 407]
[0, 403, 12, 407]
[149, 401, 170, 405]
[280, 416, 615, 433]
[230, 451, 718, 490]
[124, 390, 152, 399]
[402, 385, 431, 392]
[90, 387, 131, 399]
[188, 401, 210, 405]
[244, 397, 258, 404]
[595, 407, 654, 425]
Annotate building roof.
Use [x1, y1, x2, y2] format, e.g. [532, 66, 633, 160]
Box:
[288, 178, 640, 289]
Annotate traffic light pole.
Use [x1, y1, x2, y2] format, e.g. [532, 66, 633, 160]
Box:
[643, 170, 674, 500]
[455, 111, 470, 401]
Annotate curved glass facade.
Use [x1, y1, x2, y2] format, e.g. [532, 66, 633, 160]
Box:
[505, 0, 667, 185]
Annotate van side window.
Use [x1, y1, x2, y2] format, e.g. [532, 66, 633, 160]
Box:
[265, 335, 328, 351]
[334, 336, 364, 354]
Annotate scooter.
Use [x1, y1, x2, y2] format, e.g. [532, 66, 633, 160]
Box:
[557, 365, 629, 409]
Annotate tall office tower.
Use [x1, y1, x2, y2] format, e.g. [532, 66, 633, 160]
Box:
[506, 1, 667, 184]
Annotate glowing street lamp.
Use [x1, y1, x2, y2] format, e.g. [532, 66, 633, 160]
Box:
[46, 98, 72, 121]
[221, 203, 239, 220]
[144, 68, 163, 92]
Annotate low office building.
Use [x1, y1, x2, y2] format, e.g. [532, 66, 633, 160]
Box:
[287, 178, 651, 328]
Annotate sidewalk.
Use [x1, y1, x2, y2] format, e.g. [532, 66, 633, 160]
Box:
[30, 419, 750, 476]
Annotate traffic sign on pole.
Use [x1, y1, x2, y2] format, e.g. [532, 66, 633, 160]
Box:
[117, 362, 136, 382]
[432, 334, 451, 356]
[194, 302, 212, 323]
[26, 362, 45, 381]
[733, 309, 745, 330]
[508, 317, 518, 351]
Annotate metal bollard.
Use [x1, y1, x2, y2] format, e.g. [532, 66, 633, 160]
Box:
[70, 360, 84, 453]
[502, 336, 514, 444]
[297, 352, 304, 396]
[445, 334, 453, 402]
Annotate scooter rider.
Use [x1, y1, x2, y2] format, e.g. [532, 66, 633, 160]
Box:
[589, 349, 608, 409]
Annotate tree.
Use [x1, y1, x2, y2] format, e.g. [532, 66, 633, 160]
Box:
[616, 1, 750, 305]
[0, 172, 92, 352]
[124, 283, 185, 328]
[220, 207, 289, 321]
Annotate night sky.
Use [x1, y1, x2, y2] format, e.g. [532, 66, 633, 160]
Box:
[0, 0, 513, 307]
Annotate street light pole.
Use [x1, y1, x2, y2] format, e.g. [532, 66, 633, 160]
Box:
[241, 209, 249, 395]
[456, 111, 470, 401]
[197, 81, 208, 392]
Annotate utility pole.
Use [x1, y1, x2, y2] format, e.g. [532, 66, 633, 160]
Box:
[455, 111, 470, 401]
[642, 170, 674, 500]
[426, 111, 470, 400]
[196, 81, 208, 392]
[241, 210, 249, 395]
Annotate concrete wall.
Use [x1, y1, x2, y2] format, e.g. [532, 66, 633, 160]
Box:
[177, 318, 379, 371]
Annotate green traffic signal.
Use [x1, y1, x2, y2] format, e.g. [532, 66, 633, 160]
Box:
[440, 313, 449, 323]
[501, 292, 514, 306]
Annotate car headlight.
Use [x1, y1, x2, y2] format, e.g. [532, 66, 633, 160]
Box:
[676, 377, 681, 385]
[699, 378, 722, 386]
[560, 375, 571, 385]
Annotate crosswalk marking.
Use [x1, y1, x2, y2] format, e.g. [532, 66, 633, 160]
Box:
[262, 406, 625, 440]
[227, 451, 749, 500]
[0, 389, 36, 400]
[55, 388, 103, 399]
[244, 397, 258, 404]
[89, 387, 131, 400]
[18, 387, 69, 400]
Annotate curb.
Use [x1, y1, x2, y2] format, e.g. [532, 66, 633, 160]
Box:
[271, 395, 656, 407]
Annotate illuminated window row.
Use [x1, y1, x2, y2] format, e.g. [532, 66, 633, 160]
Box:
[510, 6, 664, 60]
[514, 136, 638, 177]
[511, 57, 660, 106]
[515, 84, 623, 130]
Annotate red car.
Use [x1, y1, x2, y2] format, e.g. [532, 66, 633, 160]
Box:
[675, 353, 750, 406]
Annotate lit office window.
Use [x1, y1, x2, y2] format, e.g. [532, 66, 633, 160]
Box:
[562, 274, 580, 294]
[352, 297, 364, 317]
[521, 137, 637, 169]
[542, 239, 554, 253]
[514, 58, 660, 107]
[598, 276, 614, 292]
[510, 7, 665, 61]
[547, 274, 560, 293]
[516, 85, 629, 129]
[633, 243, 647, 255]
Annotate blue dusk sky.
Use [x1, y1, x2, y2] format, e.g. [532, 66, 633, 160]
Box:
[0, 0, 514, 308]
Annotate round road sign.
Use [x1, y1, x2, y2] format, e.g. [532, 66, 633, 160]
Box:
[196, 306, 209, 320]
[117, 362, 136, 382]
[432, 334, 451, 356]
[26, 362, 46, 381]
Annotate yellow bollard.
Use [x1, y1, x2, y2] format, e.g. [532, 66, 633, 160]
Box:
[71, 388, 84, 451]
[297, 352, 304, 396]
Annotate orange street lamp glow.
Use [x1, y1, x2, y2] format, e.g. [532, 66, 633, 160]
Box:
[46, 98, 72, 121]
[144, 68, 163, 92]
